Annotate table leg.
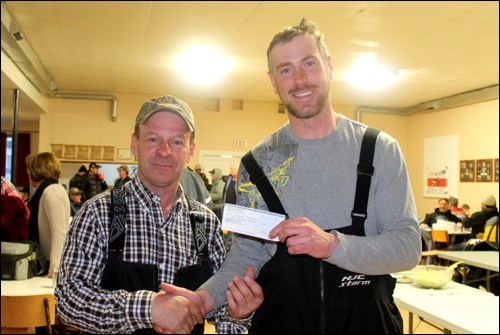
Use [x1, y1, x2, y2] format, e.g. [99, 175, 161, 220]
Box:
[461, 265, 467, 285]
[487, 270, 491, 292]
[408, 311, 413, 334]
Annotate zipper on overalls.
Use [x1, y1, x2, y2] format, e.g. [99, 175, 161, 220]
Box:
[319, 260, 326, 334]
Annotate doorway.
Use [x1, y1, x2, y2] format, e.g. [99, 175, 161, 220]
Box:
[198, 150, 244, 181]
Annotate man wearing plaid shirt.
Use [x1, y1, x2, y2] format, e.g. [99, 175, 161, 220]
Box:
[55, 96, 262, 334]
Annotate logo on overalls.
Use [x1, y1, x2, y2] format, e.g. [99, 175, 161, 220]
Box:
[338, 274, 370, 287]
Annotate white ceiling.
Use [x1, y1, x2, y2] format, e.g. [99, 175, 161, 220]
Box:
[1, 1, 499, 124]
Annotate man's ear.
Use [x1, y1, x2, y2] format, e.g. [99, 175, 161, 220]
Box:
[188, 141, 196, 163]
[130, 133, 137, 157]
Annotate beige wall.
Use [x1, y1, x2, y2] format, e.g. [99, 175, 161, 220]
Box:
[350, 100, 499, 219]
[39, 93, 290, 164]
[406, 99, 499, 219]
[22, 94, 500, 219]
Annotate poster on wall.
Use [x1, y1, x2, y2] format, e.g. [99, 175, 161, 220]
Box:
[423, 134, 458, 198]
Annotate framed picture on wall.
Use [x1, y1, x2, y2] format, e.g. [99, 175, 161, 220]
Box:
[63, 145, 76, 159]
[459, 160, 475, 182]
[77, 145, 89, 160]
[476, 159, 493, 182]
[51, 144, 63, 159]
[90, 146, 102, 161]
[103, 146, 115, 161]
[117, 148, 133, 160]
[495, 158, 499, 183]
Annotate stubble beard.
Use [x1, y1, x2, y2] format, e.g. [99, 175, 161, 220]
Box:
[281, 80, 330, 120]
[283, 91, 327, 120]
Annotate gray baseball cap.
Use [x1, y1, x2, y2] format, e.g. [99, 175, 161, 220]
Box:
[135, 95, 195, 137]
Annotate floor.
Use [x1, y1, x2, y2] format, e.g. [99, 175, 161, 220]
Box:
[203, 306, 450, 334]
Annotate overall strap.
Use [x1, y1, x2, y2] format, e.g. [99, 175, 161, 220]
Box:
[242, 127, 379, 231]
[241, 151, 288, 217]
[109, 187, 126, 251]
[351, 127, 380, 235]
[186, 196, 208, 256]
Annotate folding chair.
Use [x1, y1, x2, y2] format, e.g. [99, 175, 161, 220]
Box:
[421, 229, 450, 265]
[431, 229, 450, 265]
[1, 294, 55, 334]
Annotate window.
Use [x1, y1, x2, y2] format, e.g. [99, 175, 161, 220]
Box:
[5, 136, 12, 181]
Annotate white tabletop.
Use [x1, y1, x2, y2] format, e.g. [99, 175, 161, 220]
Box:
[394, 280, 499, 334]
[449, 230, 472, 235]
[1, 276, 54, 296]
[437, 251, 499, 272]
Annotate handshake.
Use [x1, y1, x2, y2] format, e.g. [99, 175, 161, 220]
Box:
[150, 266, 263, 334]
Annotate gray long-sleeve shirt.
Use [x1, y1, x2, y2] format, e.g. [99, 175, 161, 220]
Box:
[200, 114, 422, 311]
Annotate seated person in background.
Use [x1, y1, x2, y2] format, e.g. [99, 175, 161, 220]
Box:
[461, 203, 471, 218]
[465, 196, 498, 239]
[450, 195, 499, 250]
[448, 196, 466, 221]
[450, 195, 498, 250]
[420, 197, 461, 254]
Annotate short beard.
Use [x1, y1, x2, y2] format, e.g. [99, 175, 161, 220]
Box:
[283, 92, 327, 120]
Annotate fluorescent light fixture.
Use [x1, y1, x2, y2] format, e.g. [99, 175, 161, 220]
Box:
[344, 54, 398, 91]
[174, 46, 234, 85]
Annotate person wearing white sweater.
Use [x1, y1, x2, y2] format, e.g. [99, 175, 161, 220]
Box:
[26, 152, 70, 277]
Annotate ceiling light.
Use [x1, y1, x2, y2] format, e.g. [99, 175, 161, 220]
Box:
[344, 54, 398, 91]
[174, 46, 234, 86]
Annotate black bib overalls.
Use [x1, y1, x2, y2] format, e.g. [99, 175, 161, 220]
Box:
[249, 225, 403, 334]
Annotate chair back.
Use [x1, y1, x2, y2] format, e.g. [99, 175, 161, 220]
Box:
[431, 229, 450, 246]
[1, 294, 55, 333]
[483, 216, 498, 243]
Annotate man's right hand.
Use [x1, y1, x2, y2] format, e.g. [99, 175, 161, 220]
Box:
[151, 291, 204, 334]
[160, 283, 213, 315]
[160, 266, 263, 321]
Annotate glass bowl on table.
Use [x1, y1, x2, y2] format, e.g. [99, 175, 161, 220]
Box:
[411, 265, 454, 289]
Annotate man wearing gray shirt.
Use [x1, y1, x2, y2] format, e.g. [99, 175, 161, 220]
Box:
[168, 18, 421, 334]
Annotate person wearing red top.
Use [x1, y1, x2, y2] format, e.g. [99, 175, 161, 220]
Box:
[1, 176, 29, 242]
[449, 196, 466, 222]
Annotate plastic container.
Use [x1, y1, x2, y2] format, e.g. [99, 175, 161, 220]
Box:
[411, 265, 453, 289]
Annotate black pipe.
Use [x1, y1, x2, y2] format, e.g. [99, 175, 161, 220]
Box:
[11, 89, 20, 183]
